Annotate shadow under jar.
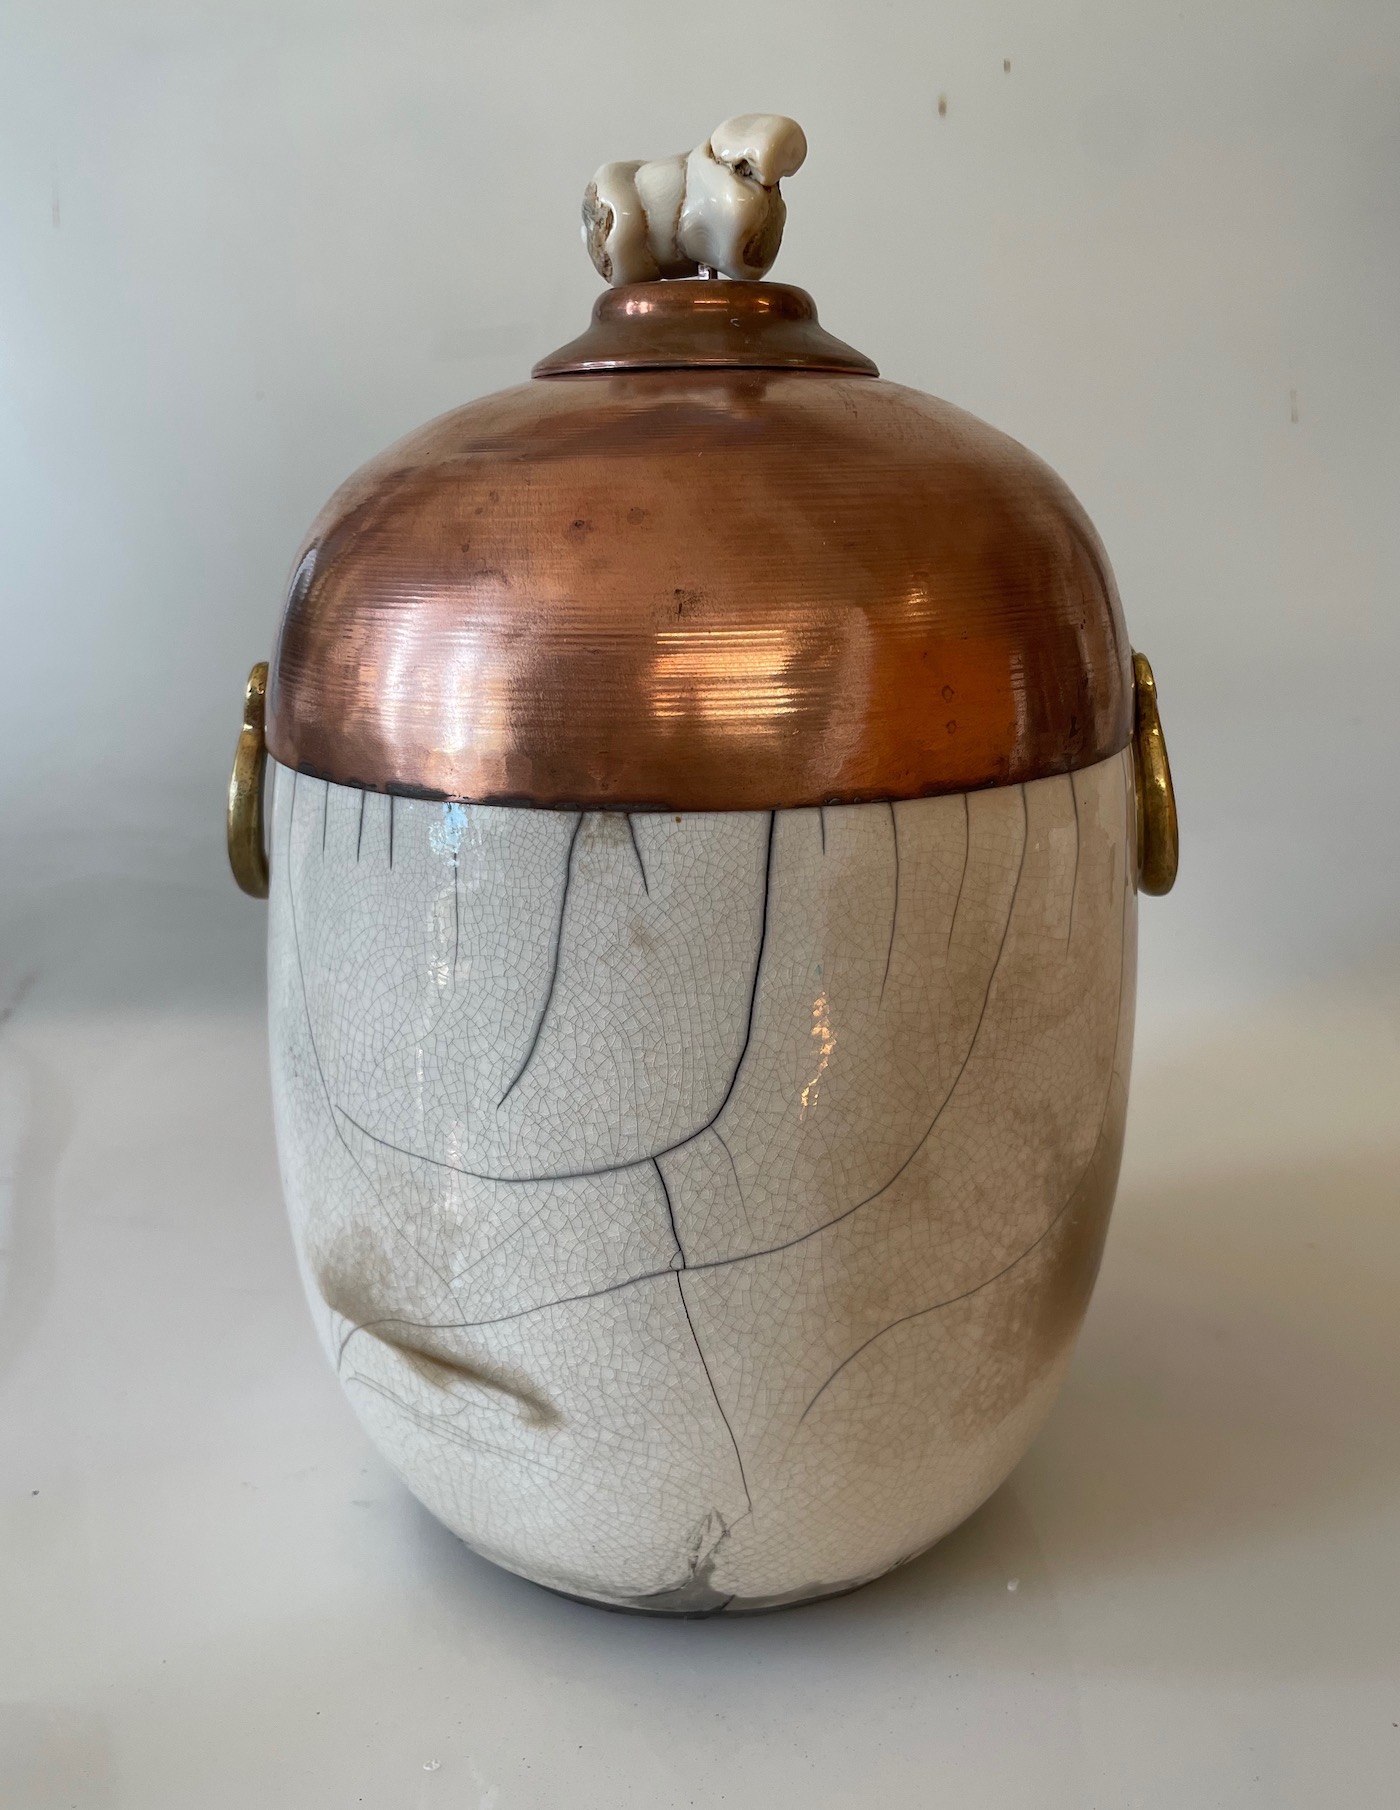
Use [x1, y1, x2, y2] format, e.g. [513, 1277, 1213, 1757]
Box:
[231, 202, 1176, 1615]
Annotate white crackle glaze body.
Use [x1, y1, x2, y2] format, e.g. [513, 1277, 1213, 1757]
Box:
[268, 752, 1137, 1612]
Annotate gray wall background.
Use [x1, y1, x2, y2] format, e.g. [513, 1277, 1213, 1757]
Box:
[2, 0, 1396, 1037]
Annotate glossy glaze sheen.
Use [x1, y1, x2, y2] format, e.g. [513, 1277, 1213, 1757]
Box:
[267, 370, 1132, 811]
[268, 750, 1136, 1610]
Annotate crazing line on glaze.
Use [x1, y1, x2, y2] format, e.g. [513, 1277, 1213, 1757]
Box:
[268, 751, 1137, 1612]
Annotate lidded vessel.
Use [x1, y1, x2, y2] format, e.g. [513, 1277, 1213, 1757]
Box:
[229, 116, 1177, 1614]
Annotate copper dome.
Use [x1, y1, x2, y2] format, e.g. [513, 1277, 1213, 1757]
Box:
[265, 280, 1131, 813]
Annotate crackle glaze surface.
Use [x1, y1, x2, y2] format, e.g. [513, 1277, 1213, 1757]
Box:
[268, 752, 1137, 1612]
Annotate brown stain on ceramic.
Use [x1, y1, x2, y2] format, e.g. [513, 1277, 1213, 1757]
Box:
[942, 1074, 1127, 1443]
[317, 1255, 560, 1428]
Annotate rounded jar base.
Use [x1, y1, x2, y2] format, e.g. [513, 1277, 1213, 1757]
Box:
[528, 1562, 900, 1619]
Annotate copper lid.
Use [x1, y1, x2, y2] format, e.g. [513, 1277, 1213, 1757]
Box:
[267, 280, 1130, 810]
[533, 279, 879, 377]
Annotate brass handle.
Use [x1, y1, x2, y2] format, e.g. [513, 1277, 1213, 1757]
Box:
[225, 651, 1176, 901]
[228, 661, 270, 899]
[1132, 650, 1178, 896]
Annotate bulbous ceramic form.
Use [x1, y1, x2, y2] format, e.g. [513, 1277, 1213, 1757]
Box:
[267, 751, 1136, 1611]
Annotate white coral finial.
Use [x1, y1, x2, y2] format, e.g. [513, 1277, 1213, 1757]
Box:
[582, 114, 808, 286]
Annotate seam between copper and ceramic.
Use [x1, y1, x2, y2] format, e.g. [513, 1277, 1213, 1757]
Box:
[262, 741, 1135, 813]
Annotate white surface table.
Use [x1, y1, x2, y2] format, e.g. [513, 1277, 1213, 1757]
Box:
[2, 867, 1397, 1808]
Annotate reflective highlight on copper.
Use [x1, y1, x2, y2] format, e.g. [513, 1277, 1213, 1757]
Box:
[533, 279, 879, 377]
[267, 357, 1131, 812]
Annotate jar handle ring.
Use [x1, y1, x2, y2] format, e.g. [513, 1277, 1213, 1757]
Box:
[1132, 651, 1178, 896]
[228, 661, 270, 899]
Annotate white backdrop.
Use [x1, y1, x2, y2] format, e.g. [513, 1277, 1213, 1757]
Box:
[4, 10, 1400, 1806]
[2, 0, 1397, 1032]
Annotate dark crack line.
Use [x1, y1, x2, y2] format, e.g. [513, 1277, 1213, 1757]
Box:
[334, 1103, 765, 1204]
[800, 806, 1127, 1430]
[819, 805, 827, 855]
[880, 800, 900, 1003]
[335, 1102, 657, 1186]
[334, 1195, 564, 1372]
[343, 785, 1031, 1338]
[388, 795, 395, 869]
[446, 1193, 561, 1282]
[948, 792, 972, 951]
[451, 844, 460, 976]
[324, 777, 1133, 1491]
[676, 1271, 753, 1515]
[654, 1156, 686, 1267]
[355, 790, 366, 861]
[336, 1279, 675, 1353]
[625, 814, 649, 894]
[798, 1175, 1079, 1426]
[718, 792, 1039, 1240]
[754, 783, 1028, 1259]
[714, 1128, 754, 1239]
[331, 1181, 588, 1367]
[321, 781, 329, 855]
[335, 812, 773, 1182]
[286, 773, 455, 1304]
[498, 812, 583, 1109]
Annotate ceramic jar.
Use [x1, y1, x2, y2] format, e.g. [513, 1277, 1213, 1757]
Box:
[230, 119, 1176, 1615]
